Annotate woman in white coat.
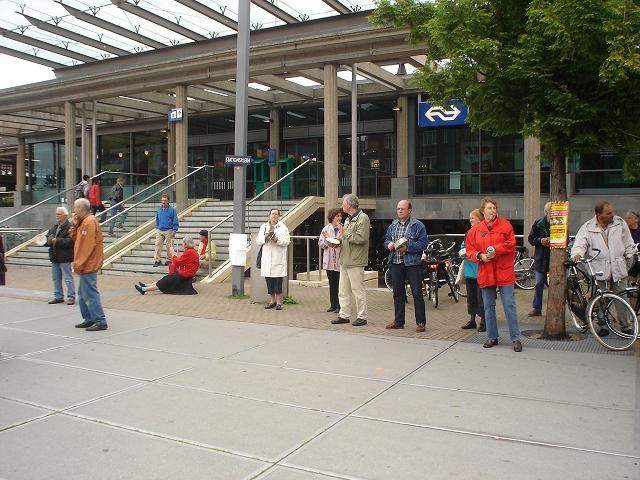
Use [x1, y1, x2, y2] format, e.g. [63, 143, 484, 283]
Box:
[256, 208, 291, 310]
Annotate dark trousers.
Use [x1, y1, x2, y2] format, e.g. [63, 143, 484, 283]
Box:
[391, 262, 426, 326]
[465, 277, 484, 318]
[326, 269, 340, 310]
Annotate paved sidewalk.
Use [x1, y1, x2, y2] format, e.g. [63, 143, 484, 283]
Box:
[0, 269, 638, 479]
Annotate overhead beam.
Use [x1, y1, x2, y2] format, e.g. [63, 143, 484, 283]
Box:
[252, 75, 316, 99]
[298, 68, 351, 94]
[188, 86, 264, 108]
[35, 105, 138, 122]
[204, 80, 275, 103]
[0, 115, 64, 129]
[322, 0, 351, 14]
[21, 13, 130, 57]
[251, 0, 299, 24]
[175, 0, 238, 31]
[99, 97, 172, 115]
[0, 45, 63, 69]
[0, 121, 45, 132]
[0, 26, 96, 63]
[356, 62, 405, 90]
[59, 2, 166, 49]
[110, 0, 207, 42]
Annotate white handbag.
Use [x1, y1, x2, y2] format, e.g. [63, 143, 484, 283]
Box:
[456, 259, 466, 286]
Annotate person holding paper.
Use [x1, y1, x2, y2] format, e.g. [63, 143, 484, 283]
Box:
[256, 208, 290, 310]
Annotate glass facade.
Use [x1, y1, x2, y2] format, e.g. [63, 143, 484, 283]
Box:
[27, 140, 81, 202]
[570, 147, 640, 193]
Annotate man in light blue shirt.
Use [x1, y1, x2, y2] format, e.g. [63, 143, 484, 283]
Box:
[154, 194, 179, 267]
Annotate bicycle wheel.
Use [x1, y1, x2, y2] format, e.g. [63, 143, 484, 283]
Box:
[447, 269, 459, 302]
[586, 293, 638, 351]
[429, 271, 439, 308]
[449, 263, 466, 297]
[514, 257, 536, 289]
[384, 266, 412, 296]
[566, 276, 588, 333]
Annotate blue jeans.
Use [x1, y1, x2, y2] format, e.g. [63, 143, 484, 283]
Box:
[532, 270, 546, 312]
[77, 272, 107, 326]
[481, 284, 520, 341]
[109, 204, 127, 233]
[51, 262, 75, 301]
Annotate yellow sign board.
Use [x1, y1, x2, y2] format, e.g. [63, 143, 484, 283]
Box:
[549, 201, 569, 248]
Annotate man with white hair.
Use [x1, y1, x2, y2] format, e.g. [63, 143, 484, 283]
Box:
[70, 198, 108, 331]
[527, 202, 551, 317]
[46, 206, 75, 305]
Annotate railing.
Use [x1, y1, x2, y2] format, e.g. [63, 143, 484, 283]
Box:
[205, 157, 318, 275]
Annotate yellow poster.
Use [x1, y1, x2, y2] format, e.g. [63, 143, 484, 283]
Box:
[549, 201, 569, 248]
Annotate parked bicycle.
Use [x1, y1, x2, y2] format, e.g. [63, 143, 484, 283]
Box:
[422, 239, 460, 308]
[514, 245, 536, 290]
[565, 248, 638, 351]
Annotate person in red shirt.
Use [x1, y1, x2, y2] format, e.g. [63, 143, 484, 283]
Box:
[88, 178, 106, 221]
[465, 197, 522, 352]
[135, 235, 198, 295]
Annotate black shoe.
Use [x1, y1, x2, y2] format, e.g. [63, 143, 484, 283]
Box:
[327, 307, 336, 312]
[75, 321, 94, 328]
[275, 304, 282, 311]
[483, 338, 498, 348]
[264, 303, 276, 309]
[461, 319, 477, 330]
[153, 261, 161, 267]
[351, 318, 367, 327]
[48, 298, 64, 304]
[135, 284, 145, 295]
[478, 319, 486, 332]
[513, 340, 523, 352]
[331, 317, 350, 324]
[164, 261, 171, 266]
[86, 324, 108, 331]
[138, 282, 146, 288]
[597, 328, 610, 337]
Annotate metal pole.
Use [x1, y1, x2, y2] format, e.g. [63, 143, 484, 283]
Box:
[81, 103, 86, 177]
[232, 0, 250, 296]
[306, 238, 310, 278]
[351, 63, 358, 195]
[92, 101, 97, 176]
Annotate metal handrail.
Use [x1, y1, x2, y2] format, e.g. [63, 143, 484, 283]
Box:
[99, 165, 207, 227]
[206, 156, 317, 275]
[101, 171, 176, 219]
[0, 170, 113, 227]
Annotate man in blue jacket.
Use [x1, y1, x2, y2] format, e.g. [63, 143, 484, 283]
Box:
[154, 194, 179, 267]
[384, 200, 429, 332]
[527, 202, 551, 317]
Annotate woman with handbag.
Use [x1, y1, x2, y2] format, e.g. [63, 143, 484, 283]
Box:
[460, 209, 485, 332]
[318, 208, 343, 313]
[256, 208, 290, 310]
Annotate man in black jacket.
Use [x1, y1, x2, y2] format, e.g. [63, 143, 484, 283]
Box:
[108, 176, 127, 235]
[527, 202, 551, 316]
[47, 206, 76, 305]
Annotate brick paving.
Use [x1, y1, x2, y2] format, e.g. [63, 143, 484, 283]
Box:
[2, 266, 538, 341]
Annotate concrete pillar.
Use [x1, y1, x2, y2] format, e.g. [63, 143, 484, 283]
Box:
[269, 107, 279, 183]
[64, 101, 76, 212]
[523, 136, 541, 241]
[323, 64, 338, 211]
[174, 85, 189, 209]
[85, 132, 93, 177]
[396, 95, 409, 178]
[16, 137, 25, 192]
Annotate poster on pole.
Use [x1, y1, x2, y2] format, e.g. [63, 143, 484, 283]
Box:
[549, 201, 569, 249]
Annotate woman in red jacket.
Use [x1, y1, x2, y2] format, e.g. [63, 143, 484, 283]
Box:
[135, 235, 198, 295]
[465, 197, 522, 352]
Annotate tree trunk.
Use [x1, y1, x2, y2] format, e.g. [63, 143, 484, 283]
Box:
[542, 145, 568, 339]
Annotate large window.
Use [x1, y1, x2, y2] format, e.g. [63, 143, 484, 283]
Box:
[570, 148, 640, 193]
[27, 140, 81, 201]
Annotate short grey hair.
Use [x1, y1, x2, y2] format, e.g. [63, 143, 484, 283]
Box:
[74, 198, 90, 212]
[342, 193, 359, 210]
[56, 206, 69, 216]
[544, 202, 552, 214]
[182, 235, 195, 248]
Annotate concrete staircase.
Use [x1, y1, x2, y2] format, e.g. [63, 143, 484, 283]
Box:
[103, 199, 299, 277]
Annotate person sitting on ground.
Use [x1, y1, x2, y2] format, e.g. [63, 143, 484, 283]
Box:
[135, 235, 199, 295]
[197, 229, 216, 270]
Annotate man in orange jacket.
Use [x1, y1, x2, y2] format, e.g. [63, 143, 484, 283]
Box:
[70, 198, 108, 331]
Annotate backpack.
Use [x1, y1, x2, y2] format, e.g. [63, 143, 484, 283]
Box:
[75, 181, 87, 199]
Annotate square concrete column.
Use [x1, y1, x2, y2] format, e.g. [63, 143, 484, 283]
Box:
[16, 137, 25, 192]
[396, 95, 409, 178]
[174, 85, 188, 209]
[524, 136, 541, 238]
[269, 107, 279, 183]
[323, 64, 339, 212]
[65, 101, 76, 212]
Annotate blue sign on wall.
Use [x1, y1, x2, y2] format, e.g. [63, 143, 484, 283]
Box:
[418, 102, 468, 127]
[168, 108, 183, 122]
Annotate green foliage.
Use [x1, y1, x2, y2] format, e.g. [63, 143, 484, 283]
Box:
[371, 0, 640, 178]
[283, 295, 299, 305]
[226, 294, 250, 300]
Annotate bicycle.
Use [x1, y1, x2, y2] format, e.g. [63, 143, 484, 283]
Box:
[565, 249, 638, 351]
[514, 245, 536, 290]
[422, 239, 460, 308]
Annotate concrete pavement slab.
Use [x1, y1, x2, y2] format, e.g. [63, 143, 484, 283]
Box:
[285, 416, 639, 480]
[0, 398, 50, 430]
[30, 342, 207, 380]
[0, 298, 65, 324]
[0, 414, 267, 480]
[0, 327, 80, 356]
[228, 329, 450, 381]
[71, 382, 341, 460]
[161, 359, 391, 413]
[355, 383, 638, 456]
[256, 466, 344, 479]
[98, 317, 305, 359]
[403, 346, 637, 409]
[0, 358, 141, 409]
